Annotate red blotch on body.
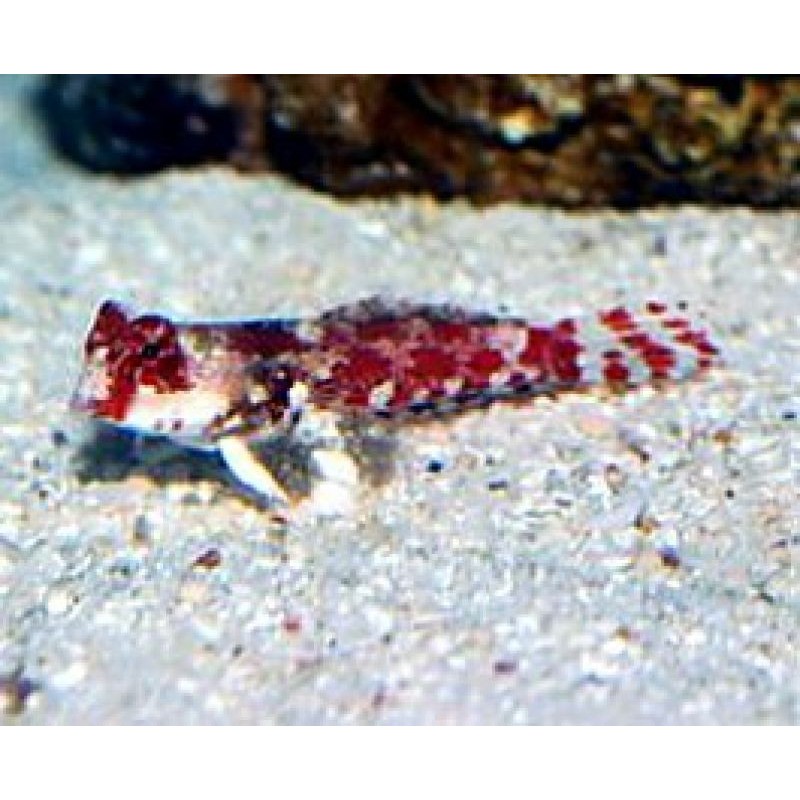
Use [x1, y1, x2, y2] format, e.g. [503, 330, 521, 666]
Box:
[518, 327, 553, 368]
[224, 324, 307, 358]
[599, 307, 636, 332]
[640, 343, 677, 377]
[466, 348, 504, 377]
[100, 374, 136, 421]
[329, 345, 394, 407]
[549, 336, 582, 383]
[603, 359, 631, 384]
[344, 346, 394, 384]
[553, 317, 577, 337]
[86, 300, 130, 355]
[140, 352, 189, 392]
[80, 304, 192, 421]
[661, 317, 690, 330]
[408, 346, 458, 383]
[674, 330, 718, 356]
[432, 321, 475, 347]
[620, 332, 650, 350]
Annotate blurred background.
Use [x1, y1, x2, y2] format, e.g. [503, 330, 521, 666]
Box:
[36, 74, 799, 208]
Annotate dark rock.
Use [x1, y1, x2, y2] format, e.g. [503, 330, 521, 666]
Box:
[36, 75, 800, 207]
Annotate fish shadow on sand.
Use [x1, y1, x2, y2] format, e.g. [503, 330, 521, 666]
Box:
[72, 421, 399, 503]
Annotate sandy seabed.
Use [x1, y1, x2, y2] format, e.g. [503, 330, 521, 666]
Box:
[1, 76, 798, 724]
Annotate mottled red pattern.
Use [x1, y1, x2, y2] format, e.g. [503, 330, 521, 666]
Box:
[85, 300, 129, 355]
[596, 303, 717, 378]
[75, 298, 720, 432]
[80, 301, 191, 420]
[221, 322, 307, 358]
[328, 346, 394, 408]
[303, 304, 590, 412]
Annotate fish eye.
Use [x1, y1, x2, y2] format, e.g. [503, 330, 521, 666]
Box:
[140, 342, 161, 360]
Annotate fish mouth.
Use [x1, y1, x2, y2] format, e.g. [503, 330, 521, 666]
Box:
[69, 362, 115, 418]
[69, 383, 127, 421]
[69, 368, 116, 417]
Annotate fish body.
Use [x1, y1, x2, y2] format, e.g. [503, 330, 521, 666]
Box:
[71, 297, 718, 513]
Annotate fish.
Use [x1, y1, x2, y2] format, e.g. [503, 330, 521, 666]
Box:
[71, 297, 718, 516]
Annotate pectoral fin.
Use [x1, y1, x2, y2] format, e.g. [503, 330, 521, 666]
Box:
[218, 435, 290, 507]
[217, 435, 360, 520]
